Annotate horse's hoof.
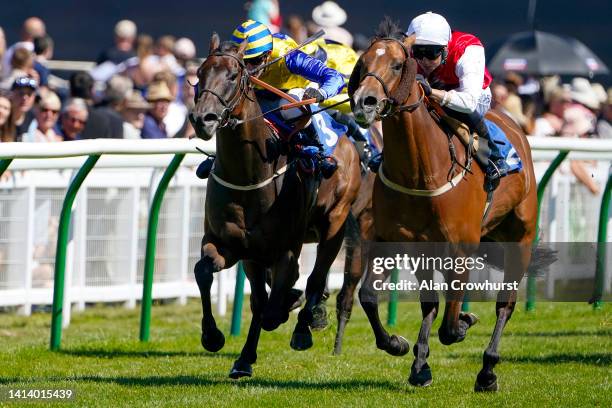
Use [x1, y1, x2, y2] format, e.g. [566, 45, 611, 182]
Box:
[310, 303, 328, 331]
[287, 288, 304, 312]
[201, 327, 225, 352]
[460, 312, 480, 328]
[290, 330, 313, 351]
[408, 367, 433, 387]
[474, 380, 498, 392]
[380, 334, 410, 356]
[229, 359, 252, 379]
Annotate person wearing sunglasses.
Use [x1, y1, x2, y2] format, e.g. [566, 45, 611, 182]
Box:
[23, 89, 62, 142]
[10, 76, 38, 141]
[55, 98, 89, 141]
[195, 20, 346, 180]
[406, 12, 514, 191]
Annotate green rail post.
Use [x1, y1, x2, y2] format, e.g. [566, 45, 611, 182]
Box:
[230, 262, 246, 336]
[526, 150, 569, 312]
[592, 174, 612, 310]
[140, 154, 185, 342]
[387, 268, 399, 327]
[461, 294, 470, 312]
[0, 158, 13, 176]
[50, 155, 100, 351]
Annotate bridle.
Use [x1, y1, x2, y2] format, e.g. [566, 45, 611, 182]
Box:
[357, 37, 424, 119]
[194, 51, 254, 128]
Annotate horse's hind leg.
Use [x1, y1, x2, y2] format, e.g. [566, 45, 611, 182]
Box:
[291, 220, 347, 351]
[358, 259, 409, 357]
[408, 270, 439, 387]
[475, 241, 530, 392]
[194, 241, 229, 352]
[334, 213, 363, 355]
[229, 261, 267, 379]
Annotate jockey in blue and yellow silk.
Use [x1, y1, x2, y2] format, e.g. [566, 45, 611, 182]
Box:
[231, 20, 346, 177]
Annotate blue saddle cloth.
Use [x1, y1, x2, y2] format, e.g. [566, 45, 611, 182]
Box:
[485, 119, 522, 173]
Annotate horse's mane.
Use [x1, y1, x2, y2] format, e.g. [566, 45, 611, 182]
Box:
[374, 17, 406, 40]
[218, 41, 238, 53]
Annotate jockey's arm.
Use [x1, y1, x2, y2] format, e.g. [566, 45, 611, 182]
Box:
[285, 51, 345, 99]
[429, 45, 486, 114]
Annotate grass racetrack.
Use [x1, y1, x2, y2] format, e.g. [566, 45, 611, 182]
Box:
[1, 300, 610, 407]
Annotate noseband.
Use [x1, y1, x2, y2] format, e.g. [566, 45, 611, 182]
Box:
[358, 38, 424, 118]
[196, 52, 253, 128]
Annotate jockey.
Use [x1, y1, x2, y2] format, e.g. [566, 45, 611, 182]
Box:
[406, 12, 512, 191]
[196, 20, 346, 179]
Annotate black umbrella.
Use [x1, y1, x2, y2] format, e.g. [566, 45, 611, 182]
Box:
[487, 30, 609, 77]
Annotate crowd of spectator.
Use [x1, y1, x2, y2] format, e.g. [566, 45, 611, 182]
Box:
[0, 2, 610, 194]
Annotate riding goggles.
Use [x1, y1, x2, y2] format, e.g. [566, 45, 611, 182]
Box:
[412, 45, 445, 60]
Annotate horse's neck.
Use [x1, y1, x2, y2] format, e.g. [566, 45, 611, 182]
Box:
[383, 86, 453, 189]
[214, 98, 274, 185]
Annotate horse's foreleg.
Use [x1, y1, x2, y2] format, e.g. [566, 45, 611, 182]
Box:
[408, 270, 439, 387]
[291, 221, 346, 351]
[194, 256, 225, 352]
[229, 261, 267, 379]
[358, 262, 409, 357]
[261, 249, 300, 332]
[475, 242, 528, 392]
[438, 269, 479, 346]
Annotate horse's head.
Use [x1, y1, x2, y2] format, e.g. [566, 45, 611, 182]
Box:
[189, 33, 251, 140]
[349, 21, 417, 128]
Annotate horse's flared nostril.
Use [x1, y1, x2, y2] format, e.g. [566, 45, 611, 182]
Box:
[204, 113, 219, 123]
[363, 96, 378, 108]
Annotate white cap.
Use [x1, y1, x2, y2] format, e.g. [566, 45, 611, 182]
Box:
[406, 12, 451, 46]
[114, 19, 137, 39]
[312, 1, 347, 28]
[173, 37, 196, 60]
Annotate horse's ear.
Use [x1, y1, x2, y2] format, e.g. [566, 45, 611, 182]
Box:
[236, 38, 249, 57]
[347, 58, 364, 98]
[209, 32, 220, 55]
[403, 34, 416, 49]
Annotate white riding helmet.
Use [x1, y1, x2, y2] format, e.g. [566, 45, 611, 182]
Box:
[406, 12, 451, 46]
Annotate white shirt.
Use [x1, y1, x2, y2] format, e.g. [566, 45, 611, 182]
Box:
[445, 45, 490, 115]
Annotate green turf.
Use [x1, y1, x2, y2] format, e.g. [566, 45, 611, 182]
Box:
[0, 300, 610, 407]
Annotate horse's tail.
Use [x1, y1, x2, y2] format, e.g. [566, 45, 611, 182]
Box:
[478, 239, 558, 276]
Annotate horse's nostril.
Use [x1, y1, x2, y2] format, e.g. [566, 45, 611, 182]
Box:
[363, 96, 378, 107]
[204, 113, 219, 123]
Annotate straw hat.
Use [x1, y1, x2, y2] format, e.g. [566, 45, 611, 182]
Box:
[312, 1, 347, 28]
[569, 77, 600, 110]
[146, 81, 173, 102]
[562, 105, 595, 136]
[124, 91, 151, 110]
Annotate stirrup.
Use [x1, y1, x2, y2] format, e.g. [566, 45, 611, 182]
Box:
[196, 158, 215, 179]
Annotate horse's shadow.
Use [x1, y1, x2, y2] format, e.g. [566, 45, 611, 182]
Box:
[0, 374, 405, 392]
[58, 348, 240, 359]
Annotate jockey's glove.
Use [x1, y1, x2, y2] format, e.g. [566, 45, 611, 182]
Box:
[415, 74, 432, 97]
[303, 87, 326, 103]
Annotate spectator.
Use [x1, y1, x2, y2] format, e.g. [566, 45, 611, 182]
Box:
[125, 34, 159, 92]
[173, 37, 196, 73]
[69, 71, 123, 139]
[596, 88, 612, 139]
[285, 15, 308, 44]
[55, 98, 88, 141]
[2, 17, 46, 78]
[533, 87, 571, 137]
[32, 35, 54, 88]
[311, 1, 353, 47]
[247, 0, 282, 33]
[141, 81, 172, 139]
[24, 90, 62, 142]
[152, 70, 185, 137]
[97, 20, 137, 65]
[569, 77, 600, 113]
[174, 66, 198, 138]
[1, 48, 37, 89]
[99, 74, 133, 113]
[562, 106, 600, 194]
[0, 89, 15, 142]
[491, 81, 508, 109]
[121, 91, 150, 139]
[10, 76, 38, 141]
[0, 27, 6, 79]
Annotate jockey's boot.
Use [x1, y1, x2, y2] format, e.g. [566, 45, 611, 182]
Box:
[475, 119, 511, 192]
[196, 157, 215, 179]
[302, 123, 338, 179]
[368, 152, 382, 173]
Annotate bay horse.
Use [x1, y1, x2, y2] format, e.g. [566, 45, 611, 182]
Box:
[349, 20, 537, 391]
[190, 34, 360, 378]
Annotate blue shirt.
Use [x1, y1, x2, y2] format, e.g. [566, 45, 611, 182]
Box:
[141, 114, 168, 139]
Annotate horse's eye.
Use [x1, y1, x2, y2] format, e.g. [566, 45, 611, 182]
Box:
[392, 63, 403, 72]
[228, 71, 239, 80]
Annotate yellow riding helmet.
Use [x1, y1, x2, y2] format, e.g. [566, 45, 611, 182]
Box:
[231, 20, 273, 59]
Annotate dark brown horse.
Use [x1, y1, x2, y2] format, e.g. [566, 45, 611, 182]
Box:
[190, 34, 360, 378]
[349, 21, 537, 391]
